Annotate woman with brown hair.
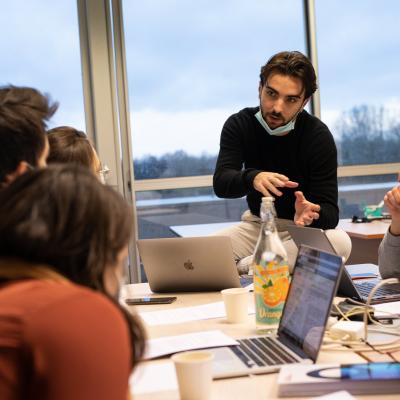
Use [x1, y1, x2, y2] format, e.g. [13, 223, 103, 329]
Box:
[0, 164, 145, 399]
[47, 126, 109, 183]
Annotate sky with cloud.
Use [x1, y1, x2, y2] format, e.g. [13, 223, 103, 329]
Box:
[1, 0, 399, 160]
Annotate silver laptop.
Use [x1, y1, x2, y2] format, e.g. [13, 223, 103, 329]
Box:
[287, 225, 400, 304]
[137, 236, 242, 292]
[287, 225, 336, 254]
[208, 245, 344, 379]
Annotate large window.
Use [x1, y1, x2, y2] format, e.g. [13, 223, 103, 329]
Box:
[123, 0, 305, 177]
[123, 0, 306, 238]
[316, 0, 400, 217]
[316, 0, 400, 166]
[0, 1, 85, 130]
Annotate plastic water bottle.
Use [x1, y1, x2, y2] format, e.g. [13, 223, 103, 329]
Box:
[253, 197, 290, 332]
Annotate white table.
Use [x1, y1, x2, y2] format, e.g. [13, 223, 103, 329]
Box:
[170, 221, 238, 237]
[124, 284, 398, 400]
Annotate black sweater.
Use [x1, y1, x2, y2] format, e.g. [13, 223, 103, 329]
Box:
[213, 107, 339, 229]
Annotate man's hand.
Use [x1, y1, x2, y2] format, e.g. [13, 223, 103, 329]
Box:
[384, 186, 400, 235]
[253, 172, 298, 197]
[294, 191, 320, 226]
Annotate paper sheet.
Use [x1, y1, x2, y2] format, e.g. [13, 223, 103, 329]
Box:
[139, 301, 255, 326]
[346, 264, 379, 278]
[144, 329, 238, 359]
[373, 301, 400, 318]
[130, 360, 177, 395]
[121, 283, 153, 298]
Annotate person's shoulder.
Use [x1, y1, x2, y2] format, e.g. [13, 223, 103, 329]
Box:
[297, 110, 334, 143]
[223, 106, 258, 130]
[41, 282, 123, 320]
[10, 280, 124, 326]
[0, 280, 127, 347]
[228, 106, 258, 120]
[24, 281, 129, 344]
[298, 110, 331, 133]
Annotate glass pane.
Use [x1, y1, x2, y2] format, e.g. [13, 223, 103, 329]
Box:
[316, 0, 400, 166]
[123, 0, 305, 179]
[339, 174, 397, 218]
[0, 1, 85, 131]
[136, 187, 247, 239]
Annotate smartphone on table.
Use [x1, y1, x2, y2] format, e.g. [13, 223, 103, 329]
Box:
[125, 296, 177, 305]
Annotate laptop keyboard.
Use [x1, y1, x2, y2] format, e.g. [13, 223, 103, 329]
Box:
[355, 280, 400, 299]
[230, 337, 298, 368]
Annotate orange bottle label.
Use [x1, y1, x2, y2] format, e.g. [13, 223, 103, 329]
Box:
[254, 260, 290, 325]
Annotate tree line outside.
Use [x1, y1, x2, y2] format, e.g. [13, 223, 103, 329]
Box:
[134, 105, 400, 183]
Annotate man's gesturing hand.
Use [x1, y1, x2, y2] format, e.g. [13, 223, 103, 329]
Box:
[294, 191, 320, 226]
[253, 172, 298, 197]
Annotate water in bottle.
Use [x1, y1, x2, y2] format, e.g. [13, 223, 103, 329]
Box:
[253, 197, 290, 332]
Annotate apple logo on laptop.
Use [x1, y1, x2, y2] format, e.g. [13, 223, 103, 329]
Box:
[183, 259, 194, 271]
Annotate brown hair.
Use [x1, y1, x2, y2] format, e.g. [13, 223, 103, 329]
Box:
[0, 85, 58, 182]
[47, 126, 98, 173]
[259, 51, 317, 98]
[0, 164, 145, 368]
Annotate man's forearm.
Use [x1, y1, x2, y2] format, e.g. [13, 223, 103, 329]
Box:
[213, 170, 246, 198]
[213, 168, 259, 198]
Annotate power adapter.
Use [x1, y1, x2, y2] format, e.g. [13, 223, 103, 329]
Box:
[329, 320, 364, 341]
[326, 316, 338, 330]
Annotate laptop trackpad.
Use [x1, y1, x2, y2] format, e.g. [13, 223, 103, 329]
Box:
[209, 347, 249, 377]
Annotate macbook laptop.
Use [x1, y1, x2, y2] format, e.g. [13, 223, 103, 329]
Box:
[287, 225, 400, 304]
[137, 236, 248, 292]
[207, 245, 344, 379]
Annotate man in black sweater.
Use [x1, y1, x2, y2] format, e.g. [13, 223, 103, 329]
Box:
[213, 51, 351, 271]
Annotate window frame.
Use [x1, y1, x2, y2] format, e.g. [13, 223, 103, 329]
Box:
[78, 0, 399, 282]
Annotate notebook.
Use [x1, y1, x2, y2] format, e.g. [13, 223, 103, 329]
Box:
[207, 245, 344, 379]
[287, 225, 400, 304]
[137, 236, 248, 293]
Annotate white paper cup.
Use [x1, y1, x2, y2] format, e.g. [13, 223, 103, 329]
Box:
[171, 350, 214, 400]
[221, 287, 249, 323]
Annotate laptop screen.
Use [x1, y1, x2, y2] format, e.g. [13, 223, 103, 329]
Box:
[278, 245, 343, 361]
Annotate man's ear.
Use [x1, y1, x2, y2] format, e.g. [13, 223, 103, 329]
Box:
[4, 161, 31, 185]
[258, 83, 263, 100]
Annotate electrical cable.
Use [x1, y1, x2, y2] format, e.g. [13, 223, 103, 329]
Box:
[322, 287, 400, 352]
[363, 278, 400, 342]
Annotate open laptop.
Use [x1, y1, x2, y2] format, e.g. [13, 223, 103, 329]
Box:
[137, 236, 249, 292]
[287, 225, 400, 304]
[207, 245, 343, 379]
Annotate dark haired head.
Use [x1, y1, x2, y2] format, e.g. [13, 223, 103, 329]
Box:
[259, 51, 317, 99]
[0, 85, 58, 183]
[47, 126, 100, 174]
[0, 164, 145, 367]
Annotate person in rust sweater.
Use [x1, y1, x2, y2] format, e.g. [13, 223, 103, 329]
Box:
[0, 165, 146, 400]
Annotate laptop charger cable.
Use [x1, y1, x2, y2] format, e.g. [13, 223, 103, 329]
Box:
[363, 277, 400, 342]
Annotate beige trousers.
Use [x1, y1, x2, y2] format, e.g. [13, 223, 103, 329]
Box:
[210, 210, 352, 273]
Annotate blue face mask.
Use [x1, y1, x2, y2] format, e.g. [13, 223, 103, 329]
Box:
[254, 110, 296, 136]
